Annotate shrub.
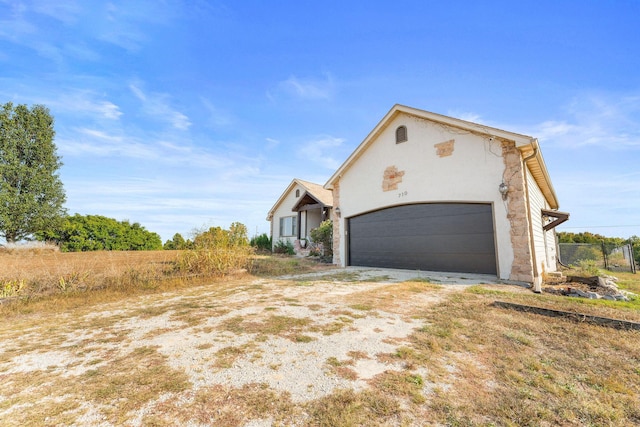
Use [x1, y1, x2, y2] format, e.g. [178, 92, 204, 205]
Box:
[250, 233, 272, 252]
[1, 279, 25, 298]
[163, 233, 192, 250]
[176, 223, 254, 275]
[310, 220, 333, 260]
[273, 239, 295, 255]
[575, 259, 601, 276]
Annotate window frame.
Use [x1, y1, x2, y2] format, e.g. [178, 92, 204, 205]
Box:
[279, 215, 298, 237]
[395, 125, 408, 144]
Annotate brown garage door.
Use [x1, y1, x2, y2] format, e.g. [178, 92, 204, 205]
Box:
[347, 203, 497, 274]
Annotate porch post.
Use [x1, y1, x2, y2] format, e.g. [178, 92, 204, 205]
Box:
[297, 211, 302, 240]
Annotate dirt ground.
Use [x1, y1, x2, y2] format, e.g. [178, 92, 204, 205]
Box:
[0, 267, 500, 426]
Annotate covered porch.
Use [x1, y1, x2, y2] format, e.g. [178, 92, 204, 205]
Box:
[292, 191, 331, 251]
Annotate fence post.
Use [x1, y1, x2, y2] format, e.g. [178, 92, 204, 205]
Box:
[629, 243, 637, 274]
[601, 241, 608, 270]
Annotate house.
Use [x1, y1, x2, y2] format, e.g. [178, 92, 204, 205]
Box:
[324, 104, 568, 291]
[267, 179, 333, 251]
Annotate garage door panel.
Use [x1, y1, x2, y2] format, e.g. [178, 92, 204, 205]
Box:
[350, 233, 494, 254]
[351, 212, 491, 236]
[348, 203, 496, 275]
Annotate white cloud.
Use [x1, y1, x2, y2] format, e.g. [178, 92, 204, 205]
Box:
[77, 128, 122, 142]
[0, 3, 37, 40]
[265, 138, 280, 149]
[31, 0, 81, 24]
[534, 92, 640, 149]
[297, 136, 346, 170]
[8, 88, 124, 121]
[447, 110, 482, 124]
[200, 98, 233, 128]
[129, 83, 192, 130]
[272, 74, 336, 100]
[59, 128, 153, 158]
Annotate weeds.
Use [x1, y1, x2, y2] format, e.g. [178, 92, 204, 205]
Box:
[1, 279, 24, 298]
[175, 246, 254, 276]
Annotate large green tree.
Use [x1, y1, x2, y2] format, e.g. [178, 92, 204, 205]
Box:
[0, 102, 66, 242]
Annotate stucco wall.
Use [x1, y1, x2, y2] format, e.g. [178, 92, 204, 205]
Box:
[334, 113, 515, 280]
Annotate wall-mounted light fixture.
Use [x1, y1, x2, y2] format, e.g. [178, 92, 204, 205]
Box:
[334, 207, 341, 217]
[498, 182, 509, 200]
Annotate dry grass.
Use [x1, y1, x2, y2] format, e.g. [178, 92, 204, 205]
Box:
[0, 250, 329, 316]
[1, 251, 639, 425]
[0, 250, 181, 308]
[390, 288, 640, 425]
[1, 248, 179, 282]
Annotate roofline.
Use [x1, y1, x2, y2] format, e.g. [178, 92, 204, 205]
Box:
[266, 179, 299, 221]
[291, 190, 331, 212]
[520, 139, 560, 210]
[266, 178, 332, 221]
[324, 104, 559, 209]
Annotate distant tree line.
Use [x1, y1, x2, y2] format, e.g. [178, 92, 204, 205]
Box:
[163, 233, 193, 250]
[37, 214, 162, 252]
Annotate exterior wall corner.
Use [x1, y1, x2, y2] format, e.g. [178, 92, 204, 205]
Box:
[502, 141, 534, 283]
[331, 180, 342, 266]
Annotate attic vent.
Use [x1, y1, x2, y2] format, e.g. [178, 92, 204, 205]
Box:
[395, 126, 407, 144]
[295, 189, 300, 197]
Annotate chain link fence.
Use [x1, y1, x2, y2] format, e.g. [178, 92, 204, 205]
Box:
[559, 242, 636, 273]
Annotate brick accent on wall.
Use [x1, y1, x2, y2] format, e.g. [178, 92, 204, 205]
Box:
[332, 180, 341, 266]
[434, 139, 455, 157]
[502, 141, 534, 282]
[382, 166, 405, 192]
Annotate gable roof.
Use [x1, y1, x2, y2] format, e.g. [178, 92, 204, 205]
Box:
[324, 104, 559, 209]
[266, 178, 333, 221]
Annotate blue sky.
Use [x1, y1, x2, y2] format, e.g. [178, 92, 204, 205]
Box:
[1, 0, 639, 242]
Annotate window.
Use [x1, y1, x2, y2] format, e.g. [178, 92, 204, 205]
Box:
[396, 125, 407, 143]
[295, 189, 300, 197]
[279, 216, 297, 237]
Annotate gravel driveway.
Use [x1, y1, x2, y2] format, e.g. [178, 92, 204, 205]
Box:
[0, 267, 500, 426]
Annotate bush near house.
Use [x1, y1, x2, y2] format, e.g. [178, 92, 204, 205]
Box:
[250, 233, 272, 252]
[310, 220, 333, 261]
[273, 239, 295, 255]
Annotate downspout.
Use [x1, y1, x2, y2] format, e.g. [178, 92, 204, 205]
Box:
[522, 141, 541, 292]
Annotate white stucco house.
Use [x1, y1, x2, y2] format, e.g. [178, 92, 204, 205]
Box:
[267, 179, 333, 250]
[270, 104, 568, 290]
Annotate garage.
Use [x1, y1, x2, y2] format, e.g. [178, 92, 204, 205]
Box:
[347, 203, 497, 275]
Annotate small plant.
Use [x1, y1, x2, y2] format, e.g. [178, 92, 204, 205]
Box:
[273, 239, 295, 255]
[575, 259, 601, 276]
[308, 247, 322, 257]
[250, 233, 272, 252]
[1, 279, 25, 298]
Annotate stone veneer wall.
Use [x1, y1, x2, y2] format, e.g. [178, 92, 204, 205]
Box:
[502, 141, 534, 283]
[331, 180, 341, 266]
